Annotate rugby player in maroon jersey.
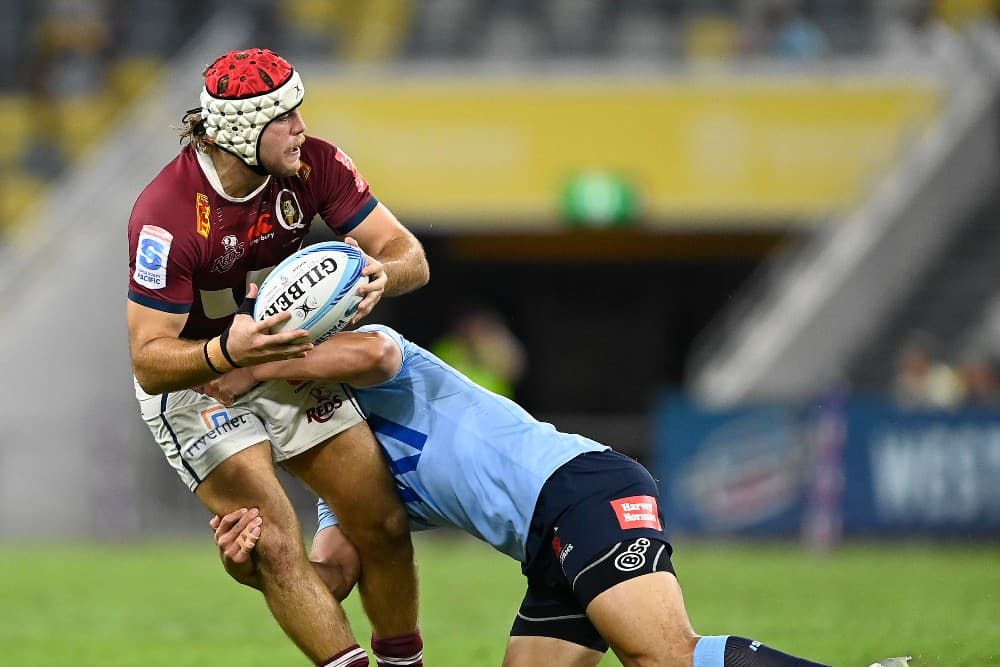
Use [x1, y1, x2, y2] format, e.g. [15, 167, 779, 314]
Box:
[126, 48, 427, 667]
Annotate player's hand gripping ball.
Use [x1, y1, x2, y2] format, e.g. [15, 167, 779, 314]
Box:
[254, 241, 369, 343]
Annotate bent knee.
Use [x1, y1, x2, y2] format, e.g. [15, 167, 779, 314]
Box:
[612, 633, 698, 667]
[349, 502, 412, 551]
[255, 526, 308, 575]
[380, 503, 411, 541]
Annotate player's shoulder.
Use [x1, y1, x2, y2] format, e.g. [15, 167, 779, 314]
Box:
[130, 148, 203, 233]
[298, 136, 363, 177]
[133, 149, 199, 209]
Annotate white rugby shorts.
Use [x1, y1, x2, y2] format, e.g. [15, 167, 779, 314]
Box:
[135, 377, 364, 491]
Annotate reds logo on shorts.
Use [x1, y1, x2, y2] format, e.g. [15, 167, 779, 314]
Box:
[306, 385, 344, 423]
[610, 495, 662, 531]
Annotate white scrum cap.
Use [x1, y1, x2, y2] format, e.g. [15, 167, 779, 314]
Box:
[199, 48, 304, 169]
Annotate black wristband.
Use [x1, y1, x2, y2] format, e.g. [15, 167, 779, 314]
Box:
[203, 339, 224, 375]
[219, 328, 242, 368]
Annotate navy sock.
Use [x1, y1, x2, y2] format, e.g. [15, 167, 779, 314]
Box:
[694, 635, 831, 667]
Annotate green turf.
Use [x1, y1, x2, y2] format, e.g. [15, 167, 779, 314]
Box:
[0, 535, 997, 666]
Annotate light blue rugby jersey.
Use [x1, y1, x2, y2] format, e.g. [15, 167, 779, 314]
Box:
[317, 324, 608, 561]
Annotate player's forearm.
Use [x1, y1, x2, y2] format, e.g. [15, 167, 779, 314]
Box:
[132, 336, 234, 394]
[251, 332, 398, 387]
[312, 559, 355, 602]
[377, 235, 429, 296]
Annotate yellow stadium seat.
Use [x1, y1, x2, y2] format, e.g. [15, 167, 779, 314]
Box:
[0, 170, 47, 233]
[55, 93, 116, 160]
[934, 0, 998, 26]
[108, 57, 164, 104]
[343, 0, 414, 62]
[683, 14, 740, 62]
[0, 95, 32, 166]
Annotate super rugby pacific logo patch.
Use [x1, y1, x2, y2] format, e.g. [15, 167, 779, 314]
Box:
[134, 225, 172, 289]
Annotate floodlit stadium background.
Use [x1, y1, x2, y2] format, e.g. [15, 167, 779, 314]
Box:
[1, 1, 998, 665]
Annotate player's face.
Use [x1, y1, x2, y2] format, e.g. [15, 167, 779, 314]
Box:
[259, 109, 307, 177]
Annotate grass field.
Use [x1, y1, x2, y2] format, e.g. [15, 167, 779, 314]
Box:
[1, 534, 997, 666]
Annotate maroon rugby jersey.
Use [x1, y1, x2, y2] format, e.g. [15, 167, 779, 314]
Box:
[127, 136, 376, 340]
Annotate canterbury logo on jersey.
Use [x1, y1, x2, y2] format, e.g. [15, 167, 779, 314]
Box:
[248, 213, 275, 244]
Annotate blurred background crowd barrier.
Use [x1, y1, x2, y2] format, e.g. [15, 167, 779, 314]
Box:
[1, 0, 999, 543]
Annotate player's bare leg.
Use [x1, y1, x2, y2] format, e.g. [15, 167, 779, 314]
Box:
[586, 571, 698, 667]
[284, 422, 421, 664]
[503, 636, 604, 667]
[196, 440, 360, 663]
[587, 571, 831, 667]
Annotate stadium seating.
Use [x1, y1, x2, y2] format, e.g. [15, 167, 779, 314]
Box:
[11, 0, 969, 243]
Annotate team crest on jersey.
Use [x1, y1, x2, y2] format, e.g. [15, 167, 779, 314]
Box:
[335, 148, 367, 192]
[296, 160, 312, 182]
[134, 225, 172, 289]
[212, 234, 245, 273]
[275, 188, 305, 231]
[195, 193, 211, 239]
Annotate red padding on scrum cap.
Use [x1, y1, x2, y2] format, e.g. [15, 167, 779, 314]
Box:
[203, 48, 293, 99]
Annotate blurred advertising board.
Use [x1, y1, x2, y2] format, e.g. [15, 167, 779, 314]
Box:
[303, 74, 941, 228]
[652, 393, 1000, 537]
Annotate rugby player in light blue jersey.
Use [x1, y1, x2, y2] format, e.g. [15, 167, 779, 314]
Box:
[207, 325, 833, 667]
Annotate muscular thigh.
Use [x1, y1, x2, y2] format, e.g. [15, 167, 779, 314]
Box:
[586, 572, 698, 666]
[194, 440, 295, 523]
[282, 421, 404, 540]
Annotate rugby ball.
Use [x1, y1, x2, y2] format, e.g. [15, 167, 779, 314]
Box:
[254, 241, 368, 343]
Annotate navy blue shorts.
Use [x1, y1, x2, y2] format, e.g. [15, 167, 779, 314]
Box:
[510, 449, 673, 651]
